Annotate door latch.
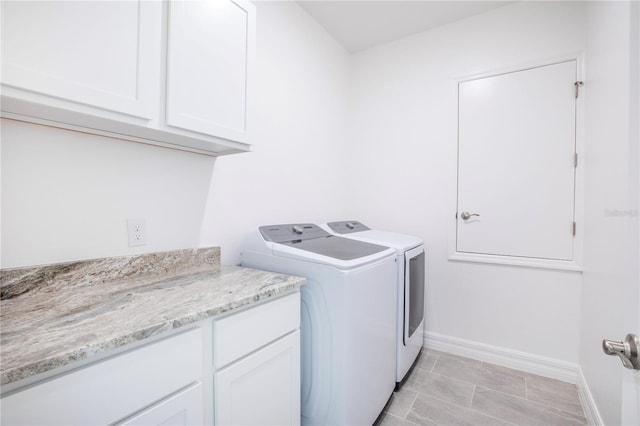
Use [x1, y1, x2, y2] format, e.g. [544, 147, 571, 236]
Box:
[602, 334, 640, 370]
[460, 212, 480, 220]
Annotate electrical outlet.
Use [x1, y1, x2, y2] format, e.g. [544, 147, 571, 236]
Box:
[127, 218, 147, 247]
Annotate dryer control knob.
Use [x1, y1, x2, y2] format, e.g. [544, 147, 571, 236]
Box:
[346, 222, 356, 229]
[292, 225, 304, 235]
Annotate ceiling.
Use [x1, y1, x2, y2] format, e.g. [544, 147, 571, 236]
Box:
[297, 1, 512, 53]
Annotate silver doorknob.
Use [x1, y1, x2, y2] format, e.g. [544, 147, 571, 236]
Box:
[602, 334, 640, 370]
[460, 211, 480, 220]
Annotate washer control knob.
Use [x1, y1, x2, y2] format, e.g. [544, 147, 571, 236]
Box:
[292, 225, 304, 235]
[346, 222, 356, 229]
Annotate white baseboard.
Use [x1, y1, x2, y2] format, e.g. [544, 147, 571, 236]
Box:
[576, 367, 604, 426]
[424, 331, 579, 383]
[424, 332, 602, 425]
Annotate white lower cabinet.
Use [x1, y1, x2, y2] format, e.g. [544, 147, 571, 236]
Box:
[215, 332, 301, 425]
[0, 292, 301, 426]
[120, 382, 204, 426]
[213, 293, 301, 426]
[0, 328, 204, 426]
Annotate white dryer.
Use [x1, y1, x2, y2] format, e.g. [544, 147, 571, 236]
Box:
[241, 223, 397, 425]
[322, 221, 425, 387]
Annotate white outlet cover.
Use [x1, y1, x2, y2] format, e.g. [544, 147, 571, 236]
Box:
[127, 218, 147, 247]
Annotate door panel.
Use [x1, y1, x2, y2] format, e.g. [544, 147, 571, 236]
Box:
[1, 1, 160, 118]
[457, 60, 577, 260]
[165, 0, 253, 142]
[622, 3, 640, 420]
[214, 332, 300, 425]
[583, 2, 639, 424]
[119, 383, 203, 426]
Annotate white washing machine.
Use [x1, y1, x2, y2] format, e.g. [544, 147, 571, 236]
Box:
[321, 221, 425, 387]
[241, 223, 397, 425]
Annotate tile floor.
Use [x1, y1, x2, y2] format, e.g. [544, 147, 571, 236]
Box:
[379, 349, 586, 426]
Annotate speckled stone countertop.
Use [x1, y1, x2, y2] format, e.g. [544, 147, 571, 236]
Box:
[0, 248, 305, 386]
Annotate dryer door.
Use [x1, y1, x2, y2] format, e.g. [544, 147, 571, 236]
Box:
[404, 246, 425, 344]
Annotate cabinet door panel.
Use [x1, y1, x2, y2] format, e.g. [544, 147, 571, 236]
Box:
[215, 293, 300, 369]
[0, 328, 203, 426]
[215, 331, 300, 426]
[119, 383, 203, 426]
[166, 0, 255, 142]
[1, 1, 160, 118]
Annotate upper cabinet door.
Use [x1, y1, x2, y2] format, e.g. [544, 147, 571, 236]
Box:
[456, 60, 579, 264]
[1, 1, 161, 119]
[165, 0, 255, 143]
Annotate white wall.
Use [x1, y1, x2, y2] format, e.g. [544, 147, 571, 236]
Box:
[580, 2, 639, 425]
[200, 1, 351, 265]
[347, 1, 586, 363]
[1, 119, 216, 268]
[1, 1, 351, 268]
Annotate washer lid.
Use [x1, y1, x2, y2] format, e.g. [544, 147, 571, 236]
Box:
[258, 223, 389, 260]
[348, 230, 423, 252]
[283, 235, 388, 260]
[322, 222, 423, 252]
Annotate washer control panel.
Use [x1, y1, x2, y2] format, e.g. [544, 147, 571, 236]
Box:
[259, 223, 330, 243]
[326, 221, 370, 234]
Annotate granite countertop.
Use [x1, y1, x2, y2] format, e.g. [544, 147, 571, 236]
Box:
[0, 248, 305, 387]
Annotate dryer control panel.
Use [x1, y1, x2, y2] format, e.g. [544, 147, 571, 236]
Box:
[326, 221, 371, 234]
[259, 223, 329, 243]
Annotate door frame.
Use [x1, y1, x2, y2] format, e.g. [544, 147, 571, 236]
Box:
[448, 53, 586, 271]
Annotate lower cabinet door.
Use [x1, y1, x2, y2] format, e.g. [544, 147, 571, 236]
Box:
[0, 328, 203, 426]
[215, 331, 300, 426]
[119, 382, 203, 426]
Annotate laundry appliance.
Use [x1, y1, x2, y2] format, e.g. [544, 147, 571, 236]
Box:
[241, 223, 397, 425]
[322, 221, 425, 387]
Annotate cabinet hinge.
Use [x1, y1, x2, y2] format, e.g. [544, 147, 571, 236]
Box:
[574, 81, 584, 98]
[573, 222, 576, 236]
[574, 152, 578, 168]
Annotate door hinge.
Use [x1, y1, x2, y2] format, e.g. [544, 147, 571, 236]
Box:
[574, 152, 578, 168]
[573, 222, 576, 236]
[574, 81, 584, 98]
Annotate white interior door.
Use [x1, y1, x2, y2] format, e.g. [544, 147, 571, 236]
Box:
[607, 103, 640, 426]
[583, 2, 639, 424]
[457, 60, 578, 261]
[621, 2, 640, 416]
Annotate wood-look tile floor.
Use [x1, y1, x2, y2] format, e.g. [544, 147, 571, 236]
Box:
[379, 350, 586, 426]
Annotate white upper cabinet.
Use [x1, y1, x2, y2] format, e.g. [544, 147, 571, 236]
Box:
[0, 0, 255, 156]
[166, 0, 254, 144]
[1, 1, 161, 119]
